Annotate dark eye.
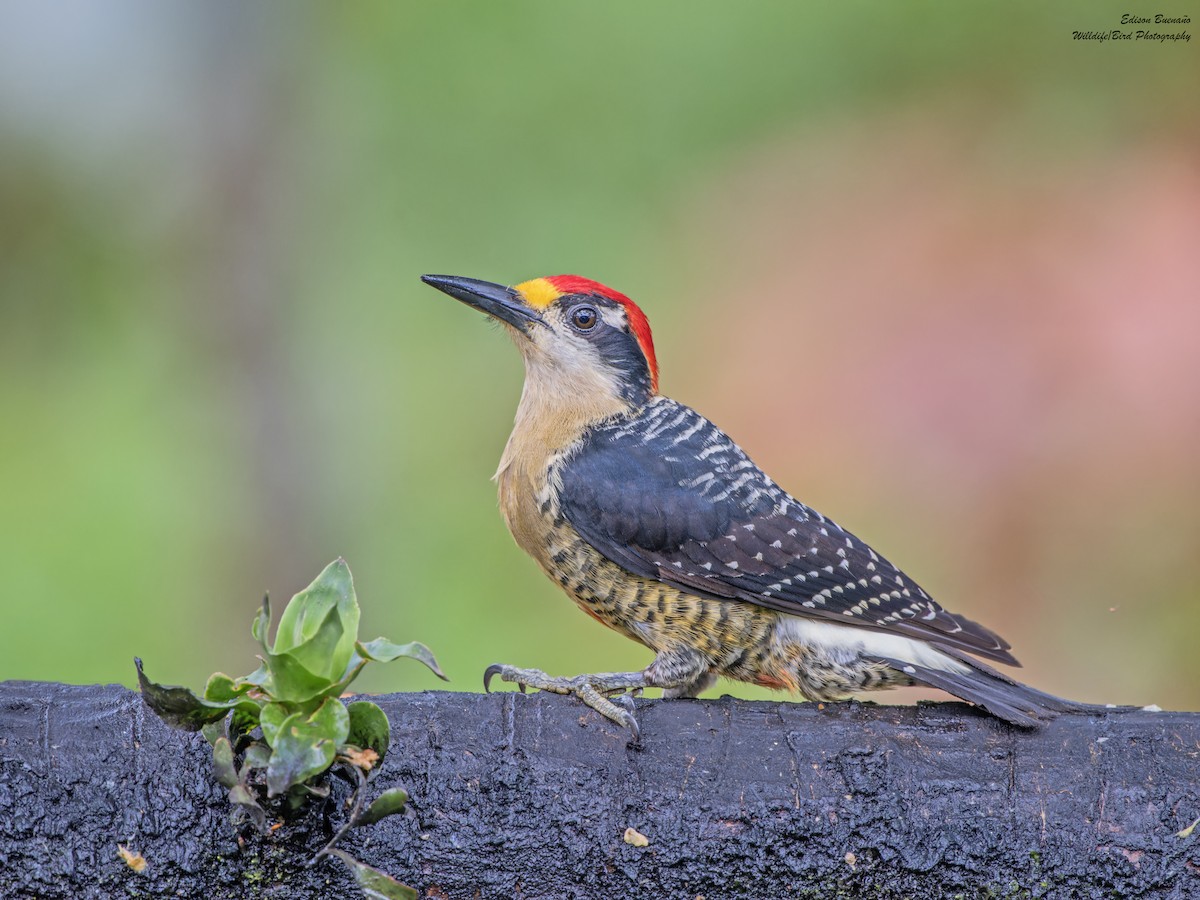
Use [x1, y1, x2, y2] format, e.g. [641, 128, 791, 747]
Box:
[570, 305, 598, 331]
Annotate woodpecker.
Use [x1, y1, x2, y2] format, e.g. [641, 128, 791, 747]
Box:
[422, 273, 1087, 738]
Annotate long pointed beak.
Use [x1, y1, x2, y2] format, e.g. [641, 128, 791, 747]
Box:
[421, 274, 544, 335]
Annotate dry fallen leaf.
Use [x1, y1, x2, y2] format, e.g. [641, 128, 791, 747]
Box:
[117, 845, 146, 873]
[845, 851, 857, 870]
[340, 747, 380, 771]
[623, 827, 649, 848]
[1177, 816, 1199, 839]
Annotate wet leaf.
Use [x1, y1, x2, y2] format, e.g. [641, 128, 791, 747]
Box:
[283, 782, 313, 814]
[259, 703, 292, 748]
[356, 639, 448, 681]
[346, 701, 390, 764]
[330, 850, 417, 900]
[117, 844, 146, 873]
[202, 720, 226, 747]
[212, 737, 239, 789]
[247, 574, 363, 702]
[251, 595, 271, 648]
[265, 698, 349, 796]
[273, 558, 360, 683]
[312, 696, 351, 746]
[260, 650, 341, 704]
[241, 741, 271, 773]
[228, 704, 261, 747]
[229, 783, 268, 833]
[328, 653, 369, 696]
[134, 658, 235, 731]
[204, 672, 251, 703]
[356, 788, 408, 827]
[204, 674, 262, 742]
[296, 780, 330, 798]
[242, 661, 269, 688]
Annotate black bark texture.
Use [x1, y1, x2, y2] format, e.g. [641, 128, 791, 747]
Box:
[1, 681, 1198, 899]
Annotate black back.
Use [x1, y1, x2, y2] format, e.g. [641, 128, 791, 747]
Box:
[557, 397, 1017, 665]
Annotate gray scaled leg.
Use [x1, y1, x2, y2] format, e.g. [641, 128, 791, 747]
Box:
[662, 670, 718, 699]
[484, 647, 709, 742]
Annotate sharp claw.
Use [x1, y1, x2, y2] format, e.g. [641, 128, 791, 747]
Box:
[518, 682, 527, 694]
[613, 695, 641, 743]
[483, 663, 504, 693]
[624, 713, 641, 745]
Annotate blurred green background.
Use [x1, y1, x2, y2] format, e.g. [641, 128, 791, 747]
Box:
[1, 1, 1196, 711]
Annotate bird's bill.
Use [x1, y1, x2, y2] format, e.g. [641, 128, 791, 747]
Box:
[421, 274, 544, 335]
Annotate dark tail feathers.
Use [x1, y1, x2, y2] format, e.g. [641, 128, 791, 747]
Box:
[872, 653, 1110, 728]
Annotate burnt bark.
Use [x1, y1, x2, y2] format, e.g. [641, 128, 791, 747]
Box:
[1, 681, 1197, 899]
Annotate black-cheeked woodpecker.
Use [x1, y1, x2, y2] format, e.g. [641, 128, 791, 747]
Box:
[422, 273, 1090, 740]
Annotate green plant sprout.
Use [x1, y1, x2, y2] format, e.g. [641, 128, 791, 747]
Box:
[136, 558, 446, 899]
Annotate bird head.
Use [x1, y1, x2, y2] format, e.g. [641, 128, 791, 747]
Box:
[422, 274, 659, 408]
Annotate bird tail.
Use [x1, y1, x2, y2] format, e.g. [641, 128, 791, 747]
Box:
[871, 652, 1103, 728]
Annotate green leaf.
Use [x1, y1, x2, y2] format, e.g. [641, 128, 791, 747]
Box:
[204, 672, 251, 703]
[202, 720, 226, 747]
[356, 788, 408, 827]
[248, 650, 342, 705]
[264, 650, 341, 703]
[251, 595, 271, 648]
[330, 850, 418, 900]
[229, 783, 268, 833]
[228, 704, 262, 747]
[265, 712, 326, 796]
[212, 737, 239, 789]
[312, 696, 351, 746]
[204, 674, 262, 744]
[259, 702, 292, 748]
[295, 780, 330, 798]
[240, 741, 271, 774]
[328, 653, 370, 696]
[345, 701, 391, 764]
[272, 559, 360, 683]
[242, 661, 269, 687]
[265, 697, 349, 796]
[134, 658, 236, 731]
[356, 639, 448, 682]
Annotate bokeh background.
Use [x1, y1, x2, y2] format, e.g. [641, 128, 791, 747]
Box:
[1, 1, 1196, 711]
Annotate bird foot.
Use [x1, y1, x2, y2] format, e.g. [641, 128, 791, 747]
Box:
[483, 664, 645, 741]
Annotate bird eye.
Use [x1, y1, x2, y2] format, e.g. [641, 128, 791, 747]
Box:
[570, 305, 598, 331]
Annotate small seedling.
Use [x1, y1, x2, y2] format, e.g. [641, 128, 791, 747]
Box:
[137, 558, 445, 899]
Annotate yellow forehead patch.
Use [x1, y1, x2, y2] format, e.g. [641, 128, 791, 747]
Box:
[515, 278, 562, 310]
